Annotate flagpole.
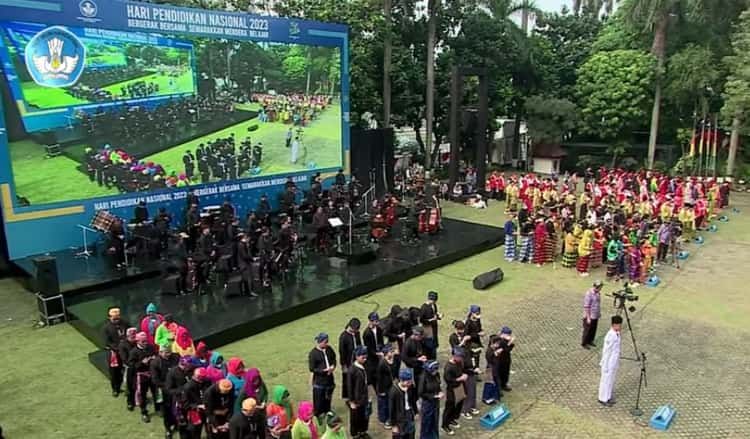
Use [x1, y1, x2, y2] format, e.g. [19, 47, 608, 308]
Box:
[697, 118, 706, 176]
[712, 115, 719, 177]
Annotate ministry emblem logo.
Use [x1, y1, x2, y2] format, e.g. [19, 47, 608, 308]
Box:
[79, 0, 98, 18]
[25, 26, 86, 88]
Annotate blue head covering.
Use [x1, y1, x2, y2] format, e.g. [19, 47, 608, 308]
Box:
[399, 369, 413, 381]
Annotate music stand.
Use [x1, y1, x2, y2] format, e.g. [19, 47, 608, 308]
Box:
[328, 217, 344, 251]
[75, 224, 97, 258]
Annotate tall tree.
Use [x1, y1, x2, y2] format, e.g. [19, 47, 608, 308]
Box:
[722, 8, 750, 176]
[424, 0, 437, 168]
[383, 0, 393, 128]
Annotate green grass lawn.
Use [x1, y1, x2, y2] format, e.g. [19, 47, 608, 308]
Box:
[20, 69, 195, 110]
[146, 103, 343, 178]
[8, 139, 119, 204]
[1, 195, 748, 438]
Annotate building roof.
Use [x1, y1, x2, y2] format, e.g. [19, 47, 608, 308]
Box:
[533, 144, 567, 158]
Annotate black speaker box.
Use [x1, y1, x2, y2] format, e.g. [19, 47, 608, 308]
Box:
[224, 274, 243, 297]
[161, 273, 182, 296]
[33, 255, 60, 296]
[472, 268, 504, 290]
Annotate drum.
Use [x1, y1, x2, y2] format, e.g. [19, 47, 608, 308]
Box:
[371, 214, 387, 240]
[427, 208, 440, 234]
[418, 210, 428, 234]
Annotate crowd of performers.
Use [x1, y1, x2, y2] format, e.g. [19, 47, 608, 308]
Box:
[181, 135, 266, 184]
[498, 167, 732, 282]
[253, 94, 331, 127]
[103, 290, 518, 439]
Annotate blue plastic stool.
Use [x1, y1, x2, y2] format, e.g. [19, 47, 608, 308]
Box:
[719, 215, 729, 222]
[677, 251, 689, 260]
[480, 404, 511, 430]
[732, 207, 740, 213]
[649, 405, 676, 431]
[306, 161, 317, 169]
[709, 224, 718, 233]
[693, 236, 704, 245]
[646, 276, 660, 287]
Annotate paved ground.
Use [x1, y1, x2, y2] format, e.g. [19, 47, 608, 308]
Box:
[0, 194, 748, 438]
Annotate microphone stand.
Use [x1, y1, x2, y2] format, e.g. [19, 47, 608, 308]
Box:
[346, 205, 353, 254]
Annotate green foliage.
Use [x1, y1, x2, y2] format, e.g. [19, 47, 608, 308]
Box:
[664, 44, 721, 112]
[533, 10, 602, 100]
[722, 9, 750, 135]
[524, 95, 578, 144]
[575, 49, 656, 140]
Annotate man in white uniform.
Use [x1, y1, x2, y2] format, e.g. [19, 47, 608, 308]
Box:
[290, 136, 300, 164]
[598, 315, 622, 406]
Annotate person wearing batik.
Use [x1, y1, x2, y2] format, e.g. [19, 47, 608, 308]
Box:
[150, 344, 180, 436]
[503, 214, 517, 262]
[504, 182, 519, 213]
[578, 191, 591, 220]
[103, 306, 129, 398]
[562, 227, 578, 269]
[605, 236, 621, 280]
[517, 218, 534, 263]
[129, 331, 157, 423]
[140, 302, 164, 346]
[236, 368, 269, 414]
[694, 198, 707, 230]
[155, 314, 179, 348]
[291, 401, 324, 439]
[206, 352, 227, 383]
[590, 225, 605, 269]
[543, 218, 557, 264]
[679, 206, 695, 239]
[173, 326, 196, 357]
[532, 219, 547, 267]
[576, 228, 593, 277]
[120, 327, 138, 411]
[226, 357, 246, 398]
[266, 385, 295, 438]
[205, 378, 236, 439]
[628, 244, 643, 285]
[640, 238, 655, 279]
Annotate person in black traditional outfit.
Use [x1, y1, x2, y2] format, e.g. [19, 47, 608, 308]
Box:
[419, 291, 441, 360]
[375, 344, 398, 429]
[151, 344, 180, 437]
[418, 360, 442, 439]
[495, 327, 516, 392]
[389, 369, 418, 439]
[401, 326, 427, 386]
[383, 305, 407, 370]
[119, 327, 138, 411]
[462, 305, 483, 418]
[338, 318, 362, 400]
[129, 331, 157, 423]
[180, 367, 210, 439]
[166, 357, 194, 437]
[441, 348, 468, 434]
[205, 379, 236, 439]
[103, 307, 129, 397]
[237, 234, 257, 297]
[308, 332, 337, 417]
[348, 346, 370, 438]
[229, 397, 266, 439]
[362, 312, 383, 391]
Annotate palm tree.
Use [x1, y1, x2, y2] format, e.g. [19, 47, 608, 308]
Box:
[621, 0, 681, 169]
[384, 0, 393, 128]
[424, 0, 436, 168]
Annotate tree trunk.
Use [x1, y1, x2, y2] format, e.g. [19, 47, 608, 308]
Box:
[305, 48, 312, 95]
[647, 15, 668, 169]
[726, 116, 741, 177]
[414, 123, 425, 156]
[573, 0, 581, 14]
[521, 8, 529, 35]
[424, 0, 436, 169]
[383, 0, 392, 128]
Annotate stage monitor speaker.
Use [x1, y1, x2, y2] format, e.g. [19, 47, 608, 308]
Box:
[473, 268, 504, 290]
[161, 273, 182, 296]
[224, 274, 243, 297]
[33, 255, 60, 296]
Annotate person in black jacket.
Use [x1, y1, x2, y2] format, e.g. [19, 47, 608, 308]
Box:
[462, 305, 484, 418]
[388, 369, 418, 439]
[419, 291, 442, 360]
[418, 360, 443, 438]
[150, 344, 180, 437]
[129, 332, 157, 423]
[375, 344, 398, 428]
[102, 307, 129, 397]
[308, 332, 337, 416]
[205, 379, 236, 439]
[348, 346, 370, 438]
[338, 318, 362, 400]
[229, 397, 265, 439]
[401, 326, 427, 385]
[119, 327, 138, 411]
[442, 348, 468, 433]
[362, 312, 383, 391]
[383, 305, 407, 368]
[495, 326, 516, 391]
[180, 367, 210, 439]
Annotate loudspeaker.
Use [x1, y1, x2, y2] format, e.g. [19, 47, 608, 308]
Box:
[224, 274, 243, 297]
[161, 273, 182, 296]
[473, 268, 504, 290]
[33, 256, 60, 296]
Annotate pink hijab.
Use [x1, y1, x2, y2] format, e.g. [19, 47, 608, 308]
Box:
[297, 401, 318, 439]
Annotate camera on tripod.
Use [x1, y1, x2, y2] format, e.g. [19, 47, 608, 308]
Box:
[608, 283, 638, 312]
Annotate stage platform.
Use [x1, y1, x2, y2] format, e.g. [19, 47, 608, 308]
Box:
[63, 218, 504, 375]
